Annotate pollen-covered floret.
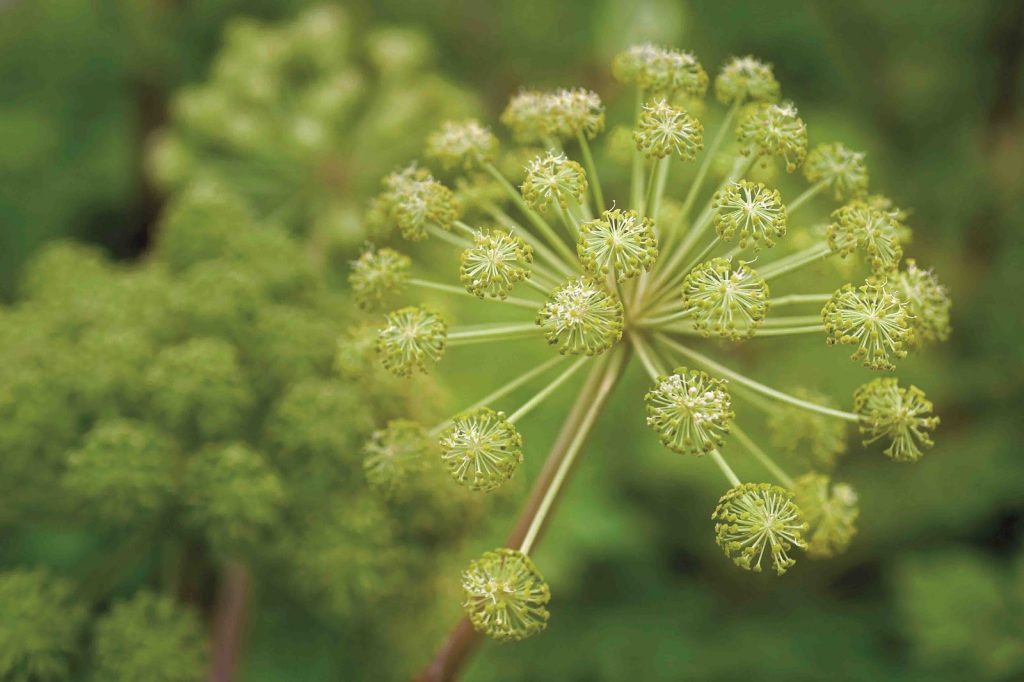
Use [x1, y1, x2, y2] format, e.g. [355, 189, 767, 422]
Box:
[425, 119, 498, 171]
[520, 152, 588, 210]
[460, 229, 534, 299]
[377, 306, 448, 376]
[822, 280, 911, 371]
[536, 276, 624, 355]
[712, 180, 787, 250]
[577, 209, 658, 281]
[634, 100, 704, 160]
[363, 420, 434, 497]
[792, 473, 859, 559]
[613, 44, 708, 99]
[767, 388, 848, 471]
[737, 101, 807, 172]
[439, 407, 523, 492]
[546, 88, 605, 140]
[826, 199, 905, 274]
[681, 258, 769, 340]
[713, 482, 808, 575]
[462, 548, 551, 641]
[644, 368, 734, 455]
[854, 378, 940, 462]
[372, 165, 459, 241]
[895, 259, 952, 347]
[715, 55, 781, 104]
[804, 142, 869, 200]
[350, 246, 410, 311]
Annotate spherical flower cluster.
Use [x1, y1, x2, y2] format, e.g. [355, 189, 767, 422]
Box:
[895, 259, 952, 347]
[460, 229, 534, 299]
[804, 142, 869, 200]
[714, 55, 780, 104]
[634, 100, 704, 160]
[644, 368, 734, 455]
[536, 277, 624, 355]
[737, 101, 808, 172]
[377, 306, 448, 377]
[613, 44, 708, 98]
[577, 209, 658, 281]
[793, 473, 859, 559]
[712, 180, 787, 249]
[767, 388, 849, 471]
[462, 548, 551, 641]
[350, 246, 410, 311]
[370, 165, 459, 241]
[827, 199, 905, 274]
[425, 119, 499, 171]
[520, 152, 588, 210]
[822, 281, 910, 371]
[439, 407, 523, 491]
[854, 378, 940, 462]
[713, 483, 808, 575]
[362, 419, 434, 497]
[500, 88, 605, 143]
[681, 258, 769, 340]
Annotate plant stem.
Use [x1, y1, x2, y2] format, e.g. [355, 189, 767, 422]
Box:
[209, 563, 251, 682]
[408, 278, 540, 309]
[507, 356, 590, 424]
[786, 179, 828, 215]
[762, 314, 823, 327]
[759, 243, 832, 280]
[630, 89, 646, 211]
[484, 202, 575, 278]
[577, 132, 605, 212]
[427, 225, 471, 249]
[770, 293, 832, 306]
[447, 323, 538, 345]
[730, 423, 794, 487]
[676, 99, 741, 224]
[752, 324, 824, 337]
[709, 449, 742, 487]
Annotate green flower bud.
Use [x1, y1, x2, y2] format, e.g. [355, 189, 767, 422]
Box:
[644, 368, 734, 455]
[854, 378, 939, 462]
[826, 199, 905, 274]
[822, 281, 911, 371]
[767, 388, 848, 471]
[737, 102, 807, 172]
[500, 90, 551, 144]
[712, 180, 787, 250]
[536, 276, 624, 355]
[634, 99, 704, 160]
[520, 152, 588, 210]
[681, 258, 769, 340]
[350, 246, 411, 311]
[804, 142, 869, 200]
[895, 259, 952, 347]
[460, 229, 534, 299]
[544, 88, 605, 140]
[373, 166, 459, 241]
[425, 119, 498, 171]
[462, 548, 551, 641]
[439, 407, 523, 492]
[713, 482, 808, 576]
[363, 420, 434, 497]
[715, 55, 781, 105]
[577, 209, 659, 282]
[792, 473, 859, 559]
[613, 44, 708, 98]
[377, 306, 448, 376]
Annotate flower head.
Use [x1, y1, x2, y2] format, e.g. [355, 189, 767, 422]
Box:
[894, 259, 951, 347]
[425, 119, 499, 171]
[363, 420, 434, 497]
[377, 306, 448, 376]
[681, 258, 769, 340]
[645, 368, 734, 455]
[854, 378, 939, 462]
[715, 56, 780, 104]
[460, 229, 534, 299]
[737, 102, 807, 172]
[440, 408, 523, 492]
[462, 548, 551, 641]
[374, 165, 459, 241]
[826, 199, 904, 274]
[822, 281, 911, 371]
[536, 276, 624, 355]
[350, 246, 410, 311]
[500, 90, 552, 144]
[520, 152, 588, 210]
[712, 180, 787, 249]
[577, 209, 658, 281]
[613, 44, 708, 98]
[804, 143, 869, 200]
[767, 388, 848, 470]
[634, 99, 704, 160]
[792, 473, 859, 559]
[545, 88, 605, 140]
[713, 483, 808, 575]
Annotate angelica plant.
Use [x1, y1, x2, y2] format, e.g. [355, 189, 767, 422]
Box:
[355, 44, 951, 678]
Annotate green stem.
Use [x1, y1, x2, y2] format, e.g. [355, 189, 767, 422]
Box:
[677, 99, 741, 224]
[752, 324, 824, 337]
[786, 179, 829, 215]
[483, 202, 574, 278]
[556, 203, 580, 240]
[631, 89, 646, 211]
[408, 278, 540, 309]
[759, 243, 832, 280]
[647, 156, 671, 220]
[577, 132, 605, 213]
[763, 314, 823, 327]
[507, 356, 590, 423]
[636, 307, 696, 328]
[630, 332, 665, 380]
[447, 323, 538, 345]
[709, 449, 742, 487]
[771, 293, 833, 307]
[730, 423, 794, 487]
[427, 225, 471, 249]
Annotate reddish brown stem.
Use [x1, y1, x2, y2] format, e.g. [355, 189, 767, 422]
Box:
[209, 562, 251, 682]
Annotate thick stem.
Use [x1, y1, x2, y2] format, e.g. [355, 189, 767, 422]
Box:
[730, 423, 794, 487]
[770, 293, 832, 307]
[208, 562, 250, 682]
[577, 132, 605, 213]
[447, 323, 538, 345]
[408, 278, 540, 309]
[786, 179, 828, 215]
[630, 89, 646, 211]
[507, 356, 590, 424]
[759, 244, 832, 280]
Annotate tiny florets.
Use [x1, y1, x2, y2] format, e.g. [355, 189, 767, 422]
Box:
[613, 44, 708, 99]
[634, 99, 704, 160]
[681, 258, 769, 340]
[350, 246, 410, 311]
[894, 259, 952, 347]
[644, 368, 734, 455]
[520, 152, 588, 210]
[545, 88, 605, 140]
[854, 378, 940, 462]
[822, 280, 911, 371]
[713, 482, 808, 575]
[737, 101, 807, 172]
[536, 276, 624, 355]
[804, 142, 869, 200]
[793, 473, 859, 559]
[460, 228, 534, 299]
[500, 90, 551, 144]
[714, 55, 781, 105]
[377, 306, 448, 376]
[439, 407, 523, 492]
[425, 119, 499, 171]
[363, 419, 434, 497]
[577, 208, 658, 281]
[462, 548, 551, 641]
[712, 180, 787, 250]
[373, 166, 459, 241]
[826, 199, 905, 274]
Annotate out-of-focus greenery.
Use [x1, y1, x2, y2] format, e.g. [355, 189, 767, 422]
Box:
[0, 1, 1021, 681]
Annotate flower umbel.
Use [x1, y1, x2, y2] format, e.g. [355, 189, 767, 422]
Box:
[804, 143, 869, 200]
[577, 209, 658, 281]
[439, 407, 523, 492]
[425, 119, 499, 171]
[895, 259, 952, 347]
[350, 246, 410, 311]
[460, 229, 535, 299]
[520, 152, 588, 210]
[681, 258, 769, 340]
[823, 281, 910, 371]
[536, 277, 624, 355]
[645, 368, 734, 455]
[712, 180, 787, 250]
[737, 101, 807, 172]
[714, 55, 780, 104]
[462, 548, 551, 641]
[634, 99, 704, 161]
[713, 483, 808, 575]
[793, 473, 859, 559]
[377, 306, 448, 376]
[827, 199, 904, 274]
[854, 378, 940, 462]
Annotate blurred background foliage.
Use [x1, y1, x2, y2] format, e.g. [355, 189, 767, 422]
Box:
[0, 0, 1021, 680]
